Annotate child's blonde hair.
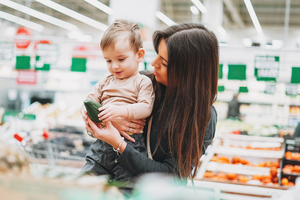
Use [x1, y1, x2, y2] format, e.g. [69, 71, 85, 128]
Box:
[100, 19, 143, 53]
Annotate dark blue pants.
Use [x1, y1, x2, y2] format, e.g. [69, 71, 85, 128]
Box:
[80, 133, 147, 182]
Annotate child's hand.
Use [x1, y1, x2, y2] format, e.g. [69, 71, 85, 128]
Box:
[98, 105, 127, 122]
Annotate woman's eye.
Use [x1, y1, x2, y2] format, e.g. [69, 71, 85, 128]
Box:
[162, 62, 167, 67]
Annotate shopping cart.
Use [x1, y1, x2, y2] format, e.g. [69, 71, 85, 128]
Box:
[14, 131, 89, 173]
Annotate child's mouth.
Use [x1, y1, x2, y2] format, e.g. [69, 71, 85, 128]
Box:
[115, 72, 122, 75]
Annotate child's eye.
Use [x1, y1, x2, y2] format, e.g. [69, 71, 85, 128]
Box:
[119, 58, 125, 61]
[106, 60, 111, 63]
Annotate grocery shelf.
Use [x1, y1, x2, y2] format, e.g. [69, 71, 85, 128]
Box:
[206, 162, 275, 176]
[187, 179, 288, 200]
[219, 134, 284, 143]
[214, 146, 283, 158]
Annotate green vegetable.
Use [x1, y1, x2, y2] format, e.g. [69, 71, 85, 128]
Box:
[83, 99, 102, 123]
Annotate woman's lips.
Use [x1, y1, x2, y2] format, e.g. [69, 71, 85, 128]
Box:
[153, 71, 159, 76]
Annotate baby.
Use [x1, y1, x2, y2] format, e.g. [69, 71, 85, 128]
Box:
[80, 19, 154, 183]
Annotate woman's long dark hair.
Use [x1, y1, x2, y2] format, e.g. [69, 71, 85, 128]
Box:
[152, 23, 219, 178]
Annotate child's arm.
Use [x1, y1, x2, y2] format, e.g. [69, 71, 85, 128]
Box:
[98, 77, 154, 122]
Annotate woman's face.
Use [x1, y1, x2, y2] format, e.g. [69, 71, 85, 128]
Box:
[151, 39, 168, 86]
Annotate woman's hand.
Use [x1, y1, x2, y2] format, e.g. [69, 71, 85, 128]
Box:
[86, 117, 125, 151]
[111, 117, 146, 142]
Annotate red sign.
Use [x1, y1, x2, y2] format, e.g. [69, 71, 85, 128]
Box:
[17, 70, 37, 85]
[15, 27, 31, 49]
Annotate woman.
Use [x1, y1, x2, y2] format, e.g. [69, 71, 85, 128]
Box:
[84, 22, 218, 181]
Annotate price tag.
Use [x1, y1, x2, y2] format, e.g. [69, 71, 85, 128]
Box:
[255, 55, 279, 81]
[285, 84, 298, 96]
[0, 41, 14, 61]
[16, 70, 37, 85]
[35, 43, 59, 71]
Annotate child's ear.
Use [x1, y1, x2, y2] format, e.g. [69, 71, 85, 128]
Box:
[137, 48, 145, 63]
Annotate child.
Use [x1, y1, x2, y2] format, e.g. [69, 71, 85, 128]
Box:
[80, 19, 154, 183]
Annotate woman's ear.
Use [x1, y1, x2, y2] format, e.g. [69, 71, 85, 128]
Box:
[137, 48, 145, 63]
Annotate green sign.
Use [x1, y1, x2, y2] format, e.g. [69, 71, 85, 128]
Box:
[35, 44, 59, 71]
[239, 86, 248, 93]
[254, 55, 279, 82]
[35, 56, 50, 71]
[15, 56, 31, 70]
[218, 85, 225, 92]
[228, 64, 246, 80]
[0, 41, 14, 61]
[219, 64, 223, 79]
[291, 67, 300, 84]
[71, 57, 87, 72]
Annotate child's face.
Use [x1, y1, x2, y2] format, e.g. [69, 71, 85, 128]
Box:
[103, 34, 144, 79]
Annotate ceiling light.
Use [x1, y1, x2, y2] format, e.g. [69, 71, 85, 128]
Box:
[190, 6, 199, 15]
[244, 0, 263, 36]
[191, 0, 207, 13]
[272, 40, 283, 49]
[155, 11, 176, 26]
[217, 26, 227, 37]
[35, 0, 108, 31]
[0, 0, 78, 31]
[0, 11, 43, 32]
[84, 0, 113, 15]
[243, 38, 252, 47]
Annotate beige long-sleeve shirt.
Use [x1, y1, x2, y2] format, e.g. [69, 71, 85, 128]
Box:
[86, 72, 154, 120]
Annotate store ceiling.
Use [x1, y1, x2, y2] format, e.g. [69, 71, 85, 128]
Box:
[0, 0, 299, 34]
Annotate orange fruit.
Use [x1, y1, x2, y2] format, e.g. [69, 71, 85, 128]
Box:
[271, 161, 280, 168]
[264, 161, 272, 168]
[291, 153, 300, 160]
[288, 182, 295, 186]
[283, 168, 292, 174]
[285, 151, 292, 159]
[211, 156, 218, 162]
[293, 165, 300, 173]
[204, 171, 215, 179]
[227, 173, 237, 180]
[232, 156, 240, 164]
[238, 175, 249, 183]
[252, 175, 262, 181]
[272, 176, 278, 183]
[281, 178, 289, 186]
[217, 172, 227, 180]
[270, 167, 278, 177]
[240, 158, 248, 165]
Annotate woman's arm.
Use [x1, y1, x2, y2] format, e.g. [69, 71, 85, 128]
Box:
[116, 144, 176, 175]
[117, 106, 217, 175]
[202, 106, 217, 155]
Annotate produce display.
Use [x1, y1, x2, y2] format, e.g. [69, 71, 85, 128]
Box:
[279, 139, 300, 186]
[203, 154, 281, 186]
[216, 119, 279, 137]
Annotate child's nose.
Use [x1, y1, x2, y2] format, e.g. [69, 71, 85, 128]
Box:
[112, 63, 119, 69]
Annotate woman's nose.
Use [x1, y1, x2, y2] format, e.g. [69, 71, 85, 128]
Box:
[151, 56, 159, 68]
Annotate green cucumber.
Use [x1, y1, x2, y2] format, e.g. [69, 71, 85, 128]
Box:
[83, 99, 103, 123]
